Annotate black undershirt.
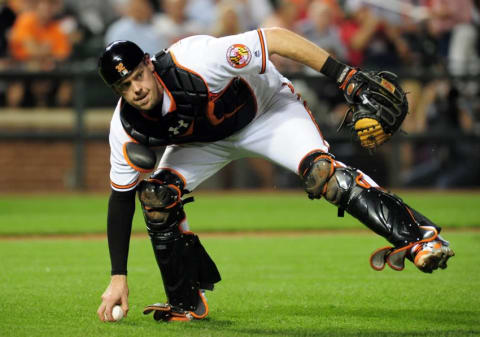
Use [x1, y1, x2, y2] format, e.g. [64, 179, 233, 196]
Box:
[107, 189, 136, 275]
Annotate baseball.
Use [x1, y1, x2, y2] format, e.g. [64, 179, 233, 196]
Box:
[107, 305, 124, 321]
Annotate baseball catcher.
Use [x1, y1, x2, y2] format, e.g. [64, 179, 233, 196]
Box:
[96, 26, 454, 323]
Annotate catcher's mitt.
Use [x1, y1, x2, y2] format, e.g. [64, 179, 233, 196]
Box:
[338, 70, 408, 149]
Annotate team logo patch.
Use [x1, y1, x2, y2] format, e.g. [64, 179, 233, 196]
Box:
[226, 44, 252, 69]
[115, 62, 129, 76]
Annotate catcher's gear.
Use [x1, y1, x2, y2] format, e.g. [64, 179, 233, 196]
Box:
[123, 142, 157, 173]
[370, 229, 455, 272]
[143, 290, 209, 322]
[98, 40, 145, 86]
[138, 170, 221, 313]
[338, 69, 408, 149]
[299, 151, 454, 273]
[412, 237, 455, 273]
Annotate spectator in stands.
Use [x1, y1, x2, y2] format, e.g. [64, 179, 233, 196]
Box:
[0, 0, 18, 105]
[185, 0, 217, 29]
[339, 0, 411, 70]
[296, 1, 347, 62]
[105, 0, 167, 55]
[64, 0, 119, 38]
[7, 0, 73, 107]
[210, 0, 241, 37]
[153, 0, 206, 45]
[425, 0, 479, 75]
[0, 0, 17, 62]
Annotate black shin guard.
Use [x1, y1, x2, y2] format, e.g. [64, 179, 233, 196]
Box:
[148, 224, 221, 310]
[138, 171, 221, 311]
[345, 187, 441, 248]
[299, 151, 441, 248]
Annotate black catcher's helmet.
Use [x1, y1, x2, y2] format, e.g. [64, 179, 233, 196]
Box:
[98, 40, 145, 86]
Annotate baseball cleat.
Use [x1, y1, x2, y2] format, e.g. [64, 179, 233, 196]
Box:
[370, 226, 454, 273]
[411, 237, 455, 273]
[143, 290, 209, 322]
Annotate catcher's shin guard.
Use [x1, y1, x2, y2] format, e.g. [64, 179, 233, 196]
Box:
[138, 170, 221, 319]
[299, 151, 454, 272]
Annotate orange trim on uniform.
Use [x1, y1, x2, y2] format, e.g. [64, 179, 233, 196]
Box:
[153, 72, 176, 113]
[208, 77, 257, 125]
[284, 82, 329, 151]
[111, 178, 139, 190]
[122, 142, 154, 173]
[169, 50, 221, 126]
[156, 167, 187, 187]
[303, 103, 329, 150]
[206, 100, 223, 125]
[256, 29, 266, 74]
[283, 82, 295, 94]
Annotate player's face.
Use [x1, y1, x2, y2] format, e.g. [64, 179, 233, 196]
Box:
[114, 58, 163, 111]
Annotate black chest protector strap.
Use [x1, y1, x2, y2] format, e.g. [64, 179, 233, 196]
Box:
[120, 51, 257, 146]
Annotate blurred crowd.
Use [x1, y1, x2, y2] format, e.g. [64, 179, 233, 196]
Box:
[0, 0, 479, 187]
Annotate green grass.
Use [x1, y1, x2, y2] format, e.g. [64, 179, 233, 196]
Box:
[0, 233, 479, 337]
[0, 191, 479, 336]
[0, 190, 479, 235]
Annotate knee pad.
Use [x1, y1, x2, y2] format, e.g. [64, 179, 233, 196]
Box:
[299, 151, 336, 200]
[299, 151, 363, 205]
[138, 170, 186, 235]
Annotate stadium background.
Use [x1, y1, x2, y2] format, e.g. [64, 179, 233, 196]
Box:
[1, 1, 480, 336]
[1, 0, 479, 192]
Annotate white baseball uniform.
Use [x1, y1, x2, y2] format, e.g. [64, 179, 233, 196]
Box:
[108, 29, 378, 192]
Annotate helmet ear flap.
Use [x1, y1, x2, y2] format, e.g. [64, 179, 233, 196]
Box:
[98, 40, 145, 86]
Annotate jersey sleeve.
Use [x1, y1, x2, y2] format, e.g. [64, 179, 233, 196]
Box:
[170, 29, 269, 84]
[109, 100, 141, 192]
[209, 29, 268, 76]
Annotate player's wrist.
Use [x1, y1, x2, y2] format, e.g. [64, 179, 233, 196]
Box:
[319, 56, 354, 86]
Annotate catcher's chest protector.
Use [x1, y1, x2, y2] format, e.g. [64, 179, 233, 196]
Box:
[120, 51, 257, 146]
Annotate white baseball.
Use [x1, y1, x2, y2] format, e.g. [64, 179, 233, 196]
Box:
[109, 305, 124, 321]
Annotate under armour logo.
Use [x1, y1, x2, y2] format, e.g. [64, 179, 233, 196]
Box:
[168, 119, 189, 135]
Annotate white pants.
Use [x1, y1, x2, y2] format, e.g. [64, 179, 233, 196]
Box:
[157, 84, 377, 191]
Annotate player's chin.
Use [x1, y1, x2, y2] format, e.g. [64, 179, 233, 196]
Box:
[132, 99, 152, 110]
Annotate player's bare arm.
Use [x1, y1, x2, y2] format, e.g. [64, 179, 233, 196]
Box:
[264, 27, 330, 72]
